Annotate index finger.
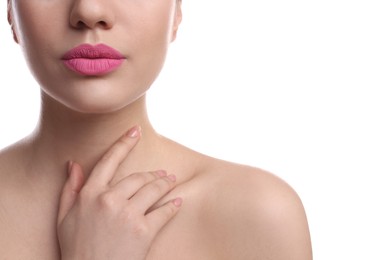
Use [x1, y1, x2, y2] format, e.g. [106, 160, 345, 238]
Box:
[87, 126, 141, 185]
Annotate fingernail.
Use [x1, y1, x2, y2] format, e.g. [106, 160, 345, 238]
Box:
[126, 126, 140, 138]
[167, 175, 176, 182]
[173, 198, 183, 207]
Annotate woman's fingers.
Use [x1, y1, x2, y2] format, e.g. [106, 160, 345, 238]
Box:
[57, 162, 85, 226]
[110, 170, 167, 199]
[129, 174, 177, 214]
[146, 198, 183, 234]
[88, 126, 141, 186]
[57, 127, 184, 259]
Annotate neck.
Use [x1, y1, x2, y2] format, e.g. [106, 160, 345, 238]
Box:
[29, 93, 161, 177]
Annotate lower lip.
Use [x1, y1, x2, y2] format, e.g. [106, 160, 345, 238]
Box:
[63, 58, 124, 76]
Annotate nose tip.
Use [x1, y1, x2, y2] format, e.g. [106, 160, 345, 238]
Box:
[69, 0, 115, 30]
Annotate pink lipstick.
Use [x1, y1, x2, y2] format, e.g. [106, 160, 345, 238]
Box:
[62, 44, 125, 76]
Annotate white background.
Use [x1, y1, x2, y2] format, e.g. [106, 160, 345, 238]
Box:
[1, 1, 389, 259]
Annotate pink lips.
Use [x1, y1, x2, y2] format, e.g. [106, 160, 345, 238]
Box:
[62, 44, 125, 76]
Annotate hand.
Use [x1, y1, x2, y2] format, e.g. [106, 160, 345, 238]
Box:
[57, 126, 182, 260]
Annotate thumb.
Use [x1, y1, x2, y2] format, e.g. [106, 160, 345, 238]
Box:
[57, 161, 85, 226]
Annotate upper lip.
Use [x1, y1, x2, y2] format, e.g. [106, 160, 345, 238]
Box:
[62, 44, 125, 60]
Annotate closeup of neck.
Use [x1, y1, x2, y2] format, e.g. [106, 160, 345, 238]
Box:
[29, 93, 159, 177]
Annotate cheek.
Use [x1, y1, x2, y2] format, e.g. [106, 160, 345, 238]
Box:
[14, 2, 48, 45]
[121, 2, 175, 48]
[118, 10, 173, 83]
[14, 5, 62, 74]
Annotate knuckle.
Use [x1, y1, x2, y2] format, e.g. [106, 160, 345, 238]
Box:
[115, 139, 132, 153]
[149, 180, 168, 194]
[119, 207, 135, 223]
[79, 185, 95, 201]
[129, 220, 149, 237]
[97, 192, 116, 209]
[100, 149, 114, 162]
[116, 138, 130, 147]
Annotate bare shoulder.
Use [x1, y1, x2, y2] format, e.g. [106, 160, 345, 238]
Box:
[0, 140, 25, 167]
[0, 141, 29, 220]
[0, 139, 32, 188]
[198, 158, 312, 260]
[0, 143, 18, 178]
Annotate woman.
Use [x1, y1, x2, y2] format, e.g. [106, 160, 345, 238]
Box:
[0, 0, 312, 259]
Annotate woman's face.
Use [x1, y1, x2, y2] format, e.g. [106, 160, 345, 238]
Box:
[8, 0, 182, 113]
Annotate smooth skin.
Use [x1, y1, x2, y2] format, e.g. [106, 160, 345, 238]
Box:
[0, 0, 312, 259]
[58, 127, 183, 260]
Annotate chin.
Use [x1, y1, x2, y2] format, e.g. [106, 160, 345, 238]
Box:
[40, 75, 149, 115]
[41, 87, 145, 115]
[64, 101, 127, 115]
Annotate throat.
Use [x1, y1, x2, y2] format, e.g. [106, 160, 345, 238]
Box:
[31, 93, 159, 177]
